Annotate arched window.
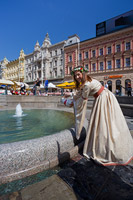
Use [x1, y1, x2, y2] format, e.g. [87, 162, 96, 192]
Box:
[116, 80, 121, 95]
[100, 81, 104, 86]
[107, 80, 112, 91]
[125, 79, 131, 94]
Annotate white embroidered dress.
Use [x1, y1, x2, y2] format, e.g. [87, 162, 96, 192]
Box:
[73, 79, 133, 166]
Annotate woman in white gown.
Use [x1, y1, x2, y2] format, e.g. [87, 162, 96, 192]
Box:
[63, 66, 133, 166]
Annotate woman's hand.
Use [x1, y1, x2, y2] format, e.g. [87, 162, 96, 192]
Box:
[63, 94, 70, 98]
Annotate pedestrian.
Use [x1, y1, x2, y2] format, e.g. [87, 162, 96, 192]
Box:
[127, 82, 132, 96]
[44, 80, 48, 95]
[33, 81, 37, 95]
[36, 78, 41, 95]
[62, 66, 133, 166]
[20, 81, 25, 94]
[105, 82, 108, 89]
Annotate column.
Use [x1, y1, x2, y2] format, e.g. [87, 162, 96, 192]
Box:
[41, 58, 44, 84]
[96, 47, 99, 58]
[96, 60, 98, 72]
[122, 41, 125, 52]
[72, 52, 75, 68]
[112, 43, 115, 54]
[131, 40, 133, 67]
[104, 45, 106, 56]
[104, 58, 106, 71]
[112, 57, 115, 70]
[121, 55, 124, 69]
[65, 54, 68, 75]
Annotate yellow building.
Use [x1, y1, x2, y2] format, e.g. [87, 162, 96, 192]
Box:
[5, 49, 25, 82]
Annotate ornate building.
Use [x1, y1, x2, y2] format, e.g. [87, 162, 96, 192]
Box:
[64, 22, 133, 95]
[0, 57, 9, 79]
[25, 33, 66, 86]
[5, 49, 25, 82]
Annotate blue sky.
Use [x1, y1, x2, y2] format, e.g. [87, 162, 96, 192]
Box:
[0, 0, 132, 61]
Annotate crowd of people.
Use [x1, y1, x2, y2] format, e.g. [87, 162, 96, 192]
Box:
[3, 76, 132, 97]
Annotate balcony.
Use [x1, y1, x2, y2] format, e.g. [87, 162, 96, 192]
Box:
[123, 65, 133, 70]
[106, 53, 113, 59]
[106, 68, 113, 72]
[53, 65, 57, 69]
[114, 51, 122, 57]
[123, 49, 132, 56]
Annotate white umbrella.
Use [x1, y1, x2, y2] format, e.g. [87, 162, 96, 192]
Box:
[0, 79, 14, 85]
[24, 83, 29, 88]
[40, 84, 44, 88]
[48, 83, 57, 88]
[14, 81, 21, 86]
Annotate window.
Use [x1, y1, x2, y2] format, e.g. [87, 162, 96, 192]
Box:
[100, 81, 104, 86]
[92, 63, 96, 71]
[107, 46, 111, 54]
[116, 59, 120, 68]
[50, 52, 52, 57]
[50, 62, 52, 68]
[125, 57, 130, 67]
[60, 69, 63, 77]
[116, 44, 120, 52]
[69, 66, 72, 74]
[107, 61, 112, 70]
[55, 60, 57, 66]
[55, 50, 57, 56]
[79, 53, 82, 60]
[85, 64, 88, 70]
[54, 70, 57, 77]
[60, 49, 63, 54]
[100, 62, 103, 71]
[60, 59, 63, 65]
[85, 51, 88, 59]
[69, 55, 72, 62]
[99, 48, 103, 56]
[126, 42, 130, 50]
[92, 50, 95, 57]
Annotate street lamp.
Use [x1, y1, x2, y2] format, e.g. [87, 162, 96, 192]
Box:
[41, 51, 44, 85]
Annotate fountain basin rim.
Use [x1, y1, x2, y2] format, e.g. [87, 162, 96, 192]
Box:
[0, 116, 88, 184]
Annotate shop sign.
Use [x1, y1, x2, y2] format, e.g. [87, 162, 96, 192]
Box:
[108, 75, 123, 79]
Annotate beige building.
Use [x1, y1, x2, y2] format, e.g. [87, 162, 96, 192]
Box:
[5, 49, 25, 82]
[25, 33, 66, 86]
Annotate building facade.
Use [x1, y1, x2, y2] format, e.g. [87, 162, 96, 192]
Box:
[64, 26, 133, 95]
[25, 33, 66, 86]
[5, 49, 25, 82]
[0, 57, 9, 79]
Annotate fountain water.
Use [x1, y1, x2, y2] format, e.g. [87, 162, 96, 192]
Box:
[15, 103, 23, 117]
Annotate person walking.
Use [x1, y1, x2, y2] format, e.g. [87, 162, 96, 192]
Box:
[104, 82, 108, 89]
[36, 78, 41, 95]
[44, 80, 48, 95]
[20, 81, 26, 94]
[127, 82, 132, 96]
[62, 66, 133, 166]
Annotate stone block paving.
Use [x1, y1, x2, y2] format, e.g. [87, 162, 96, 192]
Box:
[1, 154, 132, 200]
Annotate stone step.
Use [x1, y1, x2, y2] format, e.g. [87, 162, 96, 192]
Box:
[0, 175, 78, 200]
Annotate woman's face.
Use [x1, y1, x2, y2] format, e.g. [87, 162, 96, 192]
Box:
[74, 71, 83, 83]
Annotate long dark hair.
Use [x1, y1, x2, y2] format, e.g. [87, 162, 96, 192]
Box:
[73, 71, 92, 89]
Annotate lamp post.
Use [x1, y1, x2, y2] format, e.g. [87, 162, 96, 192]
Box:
[18, 61, 22, 82]
[41, 51, 44, 85]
